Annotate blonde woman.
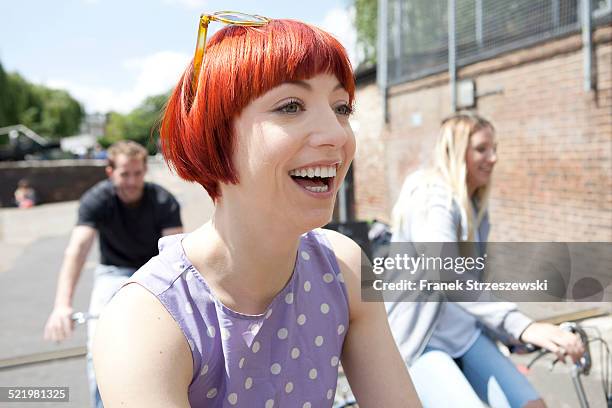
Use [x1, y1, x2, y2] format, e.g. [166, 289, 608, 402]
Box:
[386, 113, 583, 408]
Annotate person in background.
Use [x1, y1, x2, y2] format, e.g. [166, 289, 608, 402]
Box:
[387, 113, 584, 408]
[14, 178, 37, 208]
[92, 143, 108, 160]
[43, 140, 183, 408]
[93, 13, 420, 408]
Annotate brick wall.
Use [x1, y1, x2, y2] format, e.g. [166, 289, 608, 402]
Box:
[351, 77, 390, 223]
[0, 160, 107, 207]
[353, 26, 612, 241]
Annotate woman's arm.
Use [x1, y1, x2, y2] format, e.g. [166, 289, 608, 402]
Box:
[324, 229, 422, 408]
[92, 283, 193, 407]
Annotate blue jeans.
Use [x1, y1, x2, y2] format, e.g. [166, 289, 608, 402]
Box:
[87, 265, 135, 408]
[409, 333, 540, 408]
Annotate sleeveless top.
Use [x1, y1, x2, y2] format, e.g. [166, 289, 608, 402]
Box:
[125, 229, 350, 408]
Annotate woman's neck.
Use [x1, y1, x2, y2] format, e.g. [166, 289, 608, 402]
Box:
[183, 206, 302, 314]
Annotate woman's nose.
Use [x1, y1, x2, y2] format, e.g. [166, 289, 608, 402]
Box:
[308, 108, 351, 148]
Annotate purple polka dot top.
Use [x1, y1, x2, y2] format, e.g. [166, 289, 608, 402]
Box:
[126, 229, 349, 408]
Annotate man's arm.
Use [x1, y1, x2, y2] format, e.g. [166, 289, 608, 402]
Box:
[157, 188, 183, 237]
[44, 225, 96, 342]
[93, 283, 192, 407]
[324, 229, 422, 408]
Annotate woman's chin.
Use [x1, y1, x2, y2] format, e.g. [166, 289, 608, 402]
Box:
[293, 209, 334, 233]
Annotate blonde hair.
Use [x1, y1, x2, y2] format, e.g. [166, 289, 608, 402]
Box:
[107, 140, 148, 169]
[392, 112, 494, 241]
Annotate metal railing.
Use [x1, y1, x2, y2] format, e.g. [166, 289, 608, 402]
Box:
[379, 0, 611, 91]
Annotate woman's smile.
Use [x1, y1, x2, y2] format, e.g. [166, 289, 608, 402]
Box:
[288, 161, 341, 197]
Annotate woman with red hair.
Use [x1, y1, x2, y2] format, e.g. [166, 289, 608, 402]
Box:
[93, 12, 420, 408]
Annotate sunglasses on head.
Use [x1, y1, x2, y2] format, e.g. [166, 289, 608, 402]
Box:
[190, 11, 271, 97]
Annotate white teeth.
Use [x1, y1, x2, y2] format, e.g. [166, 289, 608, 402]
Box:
[289, 165, 338, 178]
[304, 185, 329, 193]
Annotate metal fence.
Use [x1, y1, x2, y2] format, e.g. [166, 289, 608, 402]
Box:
[383, 0, 612, 86]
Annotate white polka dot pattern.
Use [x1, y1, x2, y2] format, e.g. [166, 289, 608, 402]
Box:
[184, 303, 193, 314]
[220, 328, 231, 340]
[277, 328, 288, 340]
[137, 231, 349, 408]
[320, 303, 330, 314]
[285, 381, 294, 393]
[270, 363, 281, 375]
[249, 322, 260, 334]
[314, 335, 324, 347]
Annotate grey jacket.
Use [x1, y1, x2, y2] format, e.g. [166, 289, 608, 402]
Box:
[385, 174, 533, 366]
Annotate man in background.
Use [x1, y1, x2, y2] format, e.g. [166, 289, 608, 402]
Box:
[43, 140, 183, 408]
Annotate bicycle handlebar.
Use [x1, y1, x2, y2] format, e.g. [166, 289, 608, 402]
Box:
[70, 312, 98, 325]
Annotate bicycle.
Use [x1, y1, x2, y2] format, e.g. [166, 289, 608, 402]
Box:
[333, 320, 611, 408]
[519, 321, 612, 408]
[71, 312, 98, 325]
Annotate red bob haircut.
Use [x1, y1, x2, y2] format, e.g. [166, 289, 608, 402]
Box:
[160, 19, 355, 201]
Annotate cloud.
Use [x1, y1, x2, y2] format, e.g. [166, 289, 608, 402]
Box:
[161, 0, 207, 10]
[45, 51, 190, 113]
[319, 6, 358, 67]
[43, 10, 359, 114]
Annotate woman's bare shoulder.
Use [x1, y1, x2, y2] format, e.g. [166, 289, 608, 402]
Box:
[92, 283, 193, 407]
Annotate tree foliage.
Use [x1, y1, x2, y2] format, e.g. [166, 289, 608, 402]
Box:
[101, 92, 170, 154]
[0, 61, 84, 139]
[353, 0, 378, 67]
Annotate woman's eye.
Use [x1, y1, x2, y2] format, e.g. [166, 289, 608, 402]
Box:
[334, 104, 353, 116]
[277, 100, 303, 114]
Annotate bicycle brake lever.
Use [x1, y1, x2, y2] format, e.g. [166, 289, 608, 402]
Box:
[559, 322, 591, 375]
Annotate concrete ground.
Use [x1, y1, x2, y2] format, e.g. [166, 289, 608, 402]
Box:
[0, 158, 610, 407]
[0, 158, 213, 407]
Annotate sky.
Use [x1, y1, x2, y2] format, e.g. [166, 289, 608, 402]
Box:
[0, 0, 357, 114]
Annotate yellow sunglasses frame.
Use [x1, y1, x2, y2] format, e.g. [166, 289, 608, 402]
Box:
[191, 11, 271, 95]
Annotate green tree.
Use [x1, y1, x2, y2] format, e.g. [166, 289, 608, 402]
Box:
[0, 63, 84, 139]
[0, 62, 9, 127]
[101, 92, 170, 154]
[353, 0, 378, 67]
